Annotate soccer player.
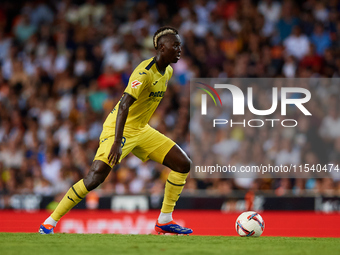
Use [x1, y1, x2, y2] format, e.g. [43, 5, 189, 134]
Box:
[39, 27, 193, 235]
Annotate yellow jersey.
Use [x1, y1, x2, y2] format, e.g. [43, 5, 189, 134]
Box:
[102, 57, 173, 133]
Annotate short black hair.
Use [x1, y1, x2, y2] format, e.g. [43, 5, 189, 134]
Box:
[153, 26, 178, 50]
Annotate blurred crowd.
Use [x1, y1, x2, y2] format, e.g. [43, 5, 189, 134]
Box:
[1, 0, 340, 208]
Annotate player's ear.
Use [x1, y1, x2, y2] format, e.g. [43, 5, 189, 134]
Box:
[159, 42, 165, 53]
[158, 36, 167, 53]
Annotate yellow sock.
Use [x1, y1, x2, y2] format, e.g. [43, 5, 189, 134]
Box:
[161, 171, 188, 213]
[51, 179, 89, 221]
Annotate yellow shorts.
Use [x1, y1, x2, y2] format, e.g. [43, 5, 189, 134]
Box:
[93, 125, 176, 166]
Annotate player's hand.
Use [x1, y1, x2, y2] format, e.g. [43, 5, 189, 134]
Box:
[108, 141, 122, 167]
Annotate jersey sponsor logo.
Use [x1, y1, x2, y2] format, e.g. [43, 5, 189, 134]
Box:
[149, 91, 165, 97]
[139, 72, 146, 75]
[131, 80, 142, 88]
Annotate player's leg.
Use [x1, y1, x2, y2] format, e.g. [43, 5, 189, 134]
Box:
[154, 144, 193, 234]
[159, 144, 191, 219]
[133, 126, 192, 234]
[40, 133, 136, 234]
[39, 160, 111, 234]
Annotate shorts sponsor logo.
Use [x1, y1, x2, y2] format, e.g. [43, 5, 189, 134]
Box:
[131, 80, 142, 88]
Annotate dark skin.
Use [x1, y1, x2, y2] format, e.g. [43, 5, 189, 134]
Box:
[84, 33, 191, 191]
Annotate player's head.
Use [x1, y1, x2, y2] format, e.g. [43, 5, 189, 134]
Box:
[153, 26, 181, 63]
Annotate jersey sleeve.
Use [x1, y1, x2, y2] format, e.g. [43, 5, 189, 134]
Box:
[124, 69, 150, 100]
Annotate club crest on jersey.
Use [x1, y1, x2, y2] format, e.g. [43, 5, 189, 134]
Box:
[131, 80, 142, 88]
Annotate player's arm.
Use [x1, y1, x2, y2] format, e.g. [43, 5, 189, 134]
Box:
[108, 93, 136, 166]
[107, 66, 150, 165]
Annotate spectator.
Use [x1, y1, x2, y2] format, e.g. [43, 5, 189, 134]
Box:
[299, 43, 322, 73]
[310, 23, 331, 55]
[0, 141, 24, 169]
[258, 0, 282, 36]
[14, 14, 36, 43]
[29, 0, 54, 27]
[275, 138, 301, 166]
[0, 29, 11, 64]
[276, 1, 299, 42]
[77, 0, 106, 27]
[104, 43, 128, 72]
[284, 26, 310, 59]
[41, 150, 62, 184]
[319, 107, 340, 141]
[282, 55, 297, 77]
[258, 0, 282, 24]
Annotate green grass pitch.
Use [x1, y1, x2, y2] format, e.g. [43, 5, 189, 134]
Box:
[0, 233, 339, 255]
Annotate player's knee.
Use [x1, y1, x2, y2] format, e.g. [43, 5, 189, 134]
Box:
[185, 158, 192, 173]
[175, 157, 192, 173]
[83, 161, 111, 191]
[83, 173, 103, 191]
[84, 178, 103, 191]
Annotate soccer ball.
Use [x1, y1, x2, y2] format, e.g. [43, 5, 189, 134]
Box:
[235, 211, 265, 237]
